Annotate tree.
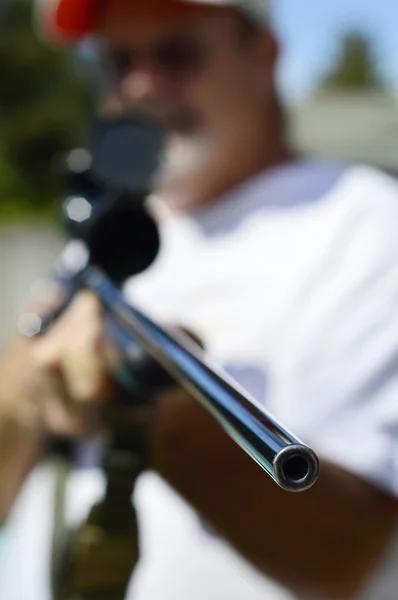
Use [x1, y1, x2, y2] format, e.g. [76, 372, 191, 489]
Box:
[319, 32, 385, 93]
[0, 0, 90, 218]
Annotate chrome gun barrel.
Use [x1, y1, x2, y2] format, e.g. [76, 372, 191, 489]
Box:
[83, 267, 320, 493]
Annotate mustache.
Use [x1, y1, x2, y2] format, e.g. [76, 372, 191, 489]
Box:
[122, 99, 202, 133]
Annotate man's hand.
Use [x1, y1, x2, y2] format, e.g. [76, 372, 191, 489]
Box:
[30, 291, 115, 438]
[0, 291, 118, 523]
[2, 289, 396, 600]
[149, 386, 398, 599]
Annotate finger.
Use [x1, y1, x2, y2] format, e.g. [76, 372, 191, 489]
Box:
[31, 291, 112, 402]
[30, 291, 103, 359]
[43, 396, 105, 438]
[61, 343, 114, 403]
[43, 369, 107, 438]
[61, 300, 114, 402]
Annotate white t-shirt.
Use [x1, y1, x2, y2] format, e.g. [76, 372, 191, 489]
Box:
[1, 160, 398, 600]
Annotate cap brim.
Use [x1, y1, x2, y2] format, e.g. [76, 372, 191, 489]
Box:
[37, 0, 242, 45]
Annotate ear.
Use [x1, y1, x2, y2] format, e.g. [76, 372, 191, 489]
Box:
[256, 29, 279, 75]
[253, 29, 279, 94]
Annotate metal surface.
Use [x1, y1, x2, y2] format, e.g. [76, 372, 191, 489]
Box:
[83, 267, 320, 493]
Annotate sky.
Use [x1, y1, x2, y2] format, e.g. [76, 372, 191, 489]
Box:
[271, 0, 398, 103]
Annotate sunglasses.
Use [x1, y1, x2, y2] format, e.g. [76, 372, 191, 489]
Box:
[106, 36, 206, 82]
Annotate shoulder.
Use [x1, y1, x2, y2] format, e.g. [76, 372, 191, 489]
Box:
[300, 165, 398, 290]
[241, 162, 398, 247]
[331, 166, 398, 256]
[260, 160, 398, 208]
[333, 164, 398, 210]
[238, 160, 398, 218]
[282, 162, 398, 256]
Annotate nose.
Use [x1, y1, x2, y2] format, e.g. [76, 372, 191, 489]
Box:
[119, 62, 177, 104]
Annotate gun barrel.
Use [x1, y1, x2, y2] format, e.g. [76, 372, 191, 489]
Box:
[83, 267, 319, 493]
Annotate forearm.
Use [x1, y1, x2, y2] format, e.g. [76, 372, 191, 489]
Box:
[149, 390, 397, 598]
[0, 415, 44, 524]
[0, 339, 45, 524]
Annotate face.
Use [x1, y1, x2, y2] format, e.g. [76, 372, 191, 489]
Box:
[99, 0, 279, 207]
[100, 0, 277, 133]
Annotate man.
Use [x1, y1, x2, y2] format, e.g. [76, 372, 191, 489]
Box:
[1, 0, 398, 599]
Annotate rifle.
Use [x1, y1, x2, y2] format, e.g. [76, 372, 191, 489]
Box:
[20, 155, 319, 494]
[18, 121, 319, 598]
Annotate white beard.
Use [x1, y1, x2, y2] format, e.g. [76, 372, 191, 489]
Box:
[155, 133, 213, 188]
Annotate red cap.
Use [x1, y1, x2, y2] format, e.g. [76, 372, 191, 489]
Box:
[35, 0, 269, 45]
[35, 0, 99, 44]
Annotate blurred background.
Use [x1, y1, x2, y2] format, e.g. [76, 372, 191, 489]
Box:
[1, 0, 398, 345]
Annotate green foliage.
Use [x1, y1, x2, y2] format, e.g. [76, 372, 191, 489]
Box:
[320, 32, 385, 93]
[0, 0, 89, 220]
